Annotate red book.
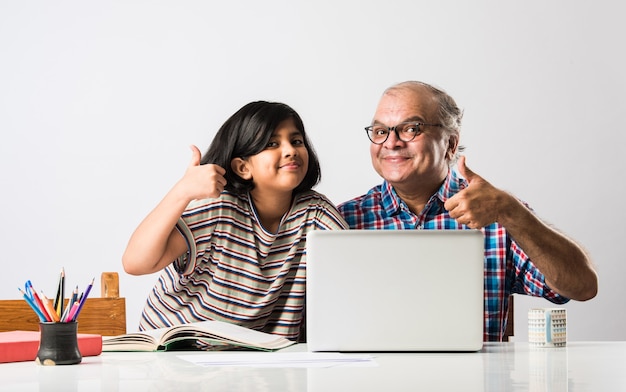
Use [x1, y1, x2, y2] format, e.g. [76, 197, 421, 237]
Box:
[0, 330, 102, 363]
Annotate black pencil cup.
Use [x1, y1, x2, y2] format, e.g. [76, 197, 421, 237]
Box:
[36, 322, 82, 365]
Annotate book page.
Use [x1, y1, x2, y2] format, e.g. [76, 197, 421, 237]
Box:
[102, 329, 162, 351]
[161, 320, 295, 350]
[103, 320, 296, 352]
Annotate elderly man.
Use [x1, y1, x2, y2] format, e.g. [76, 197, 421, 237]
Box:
[338, 81, 598, 341]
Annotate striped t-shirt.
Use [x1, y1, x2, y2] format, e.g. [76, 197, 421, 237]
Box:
[138, 190, 347, 340]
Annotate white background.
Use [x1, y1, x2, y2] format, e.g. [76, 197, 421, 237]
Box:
[1, 0, 624, 341]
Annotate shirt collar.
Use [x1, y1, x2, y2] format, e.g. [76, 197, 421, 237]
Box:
[438, 168, 468, 202]
[380, 169, 468, 216]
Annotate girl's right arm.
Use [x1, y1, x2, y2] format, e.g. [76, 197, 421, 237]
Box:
[122, 145, 227, 275]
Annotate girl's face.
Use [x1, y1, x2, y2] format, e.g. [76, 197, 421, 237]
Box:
[238, 118, 309, 197]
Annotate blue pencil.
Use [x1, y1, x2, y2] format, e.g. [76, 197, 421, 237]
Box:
[70, 285, 78, 305]
[24, 280, 35, 299]
[19, 288, 47, 322]
[24, 281, 52, 322]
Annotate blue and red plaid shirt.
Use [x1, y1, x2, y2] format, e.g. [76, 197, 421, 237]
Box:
[338, 169, 569, 341]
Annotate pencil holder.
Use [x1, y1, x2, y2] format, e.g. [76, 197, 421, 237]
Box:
[36, 322, 82, 365]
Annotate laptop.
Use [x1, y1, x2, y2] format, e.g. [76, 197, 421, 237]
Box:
[305, 230, 484, 352]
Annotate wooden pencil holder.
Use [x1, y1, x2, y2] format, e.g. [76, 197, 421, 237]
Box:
[36, 322, 82, 365]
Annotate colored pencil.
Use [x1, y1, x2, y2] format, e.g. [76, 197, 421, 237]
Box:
[21, 273, 94, 324]
[71, 277, 94, 322]
[70, 285, 78, 305]
[53, 268, 65, 318]
[28, 284, 52, 322]
[65, 301, 80, 322]
[18, 288, 47, 322]
[40, 292, 60, 322]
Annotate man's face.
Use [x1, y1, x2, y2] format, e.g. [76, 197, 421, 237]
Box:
[369, 86, 456, 193]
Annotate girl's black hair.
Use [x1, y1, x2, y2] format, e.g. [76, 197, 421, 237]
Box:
[201, 101, 321, 195]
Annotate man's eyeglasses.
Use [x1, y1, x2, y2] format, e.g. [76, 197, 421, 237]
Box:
[364, 122, 444, 144]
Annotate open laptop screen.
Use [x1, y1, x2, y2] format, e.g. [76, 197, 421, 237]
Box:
[306, 230, 484, 352]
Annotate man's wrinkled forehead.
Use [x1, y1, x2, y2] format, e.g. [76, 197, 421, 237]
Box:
[373, 85, 439, 124]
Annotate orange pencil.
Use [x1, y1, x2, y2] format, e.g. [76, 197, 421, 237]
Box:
[41, 292, 60, 322]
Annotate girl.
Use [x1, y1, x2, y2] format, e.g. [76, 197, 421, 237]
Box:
[122, 101, 347, 340]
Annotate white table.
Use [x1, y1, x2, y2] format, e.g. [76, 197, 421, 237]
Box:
[0, 342, 623, 391]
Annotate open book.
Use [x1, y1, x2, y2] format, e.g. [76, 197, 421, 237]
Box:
[102, 320, 296, 352]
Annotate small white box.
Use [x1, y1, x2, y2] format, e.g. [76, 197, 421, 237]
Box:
[528, 308, 567, 347]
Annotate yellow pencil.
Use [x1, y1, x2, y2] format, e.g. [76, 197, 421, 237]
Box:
[53, 268, 65, 317]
